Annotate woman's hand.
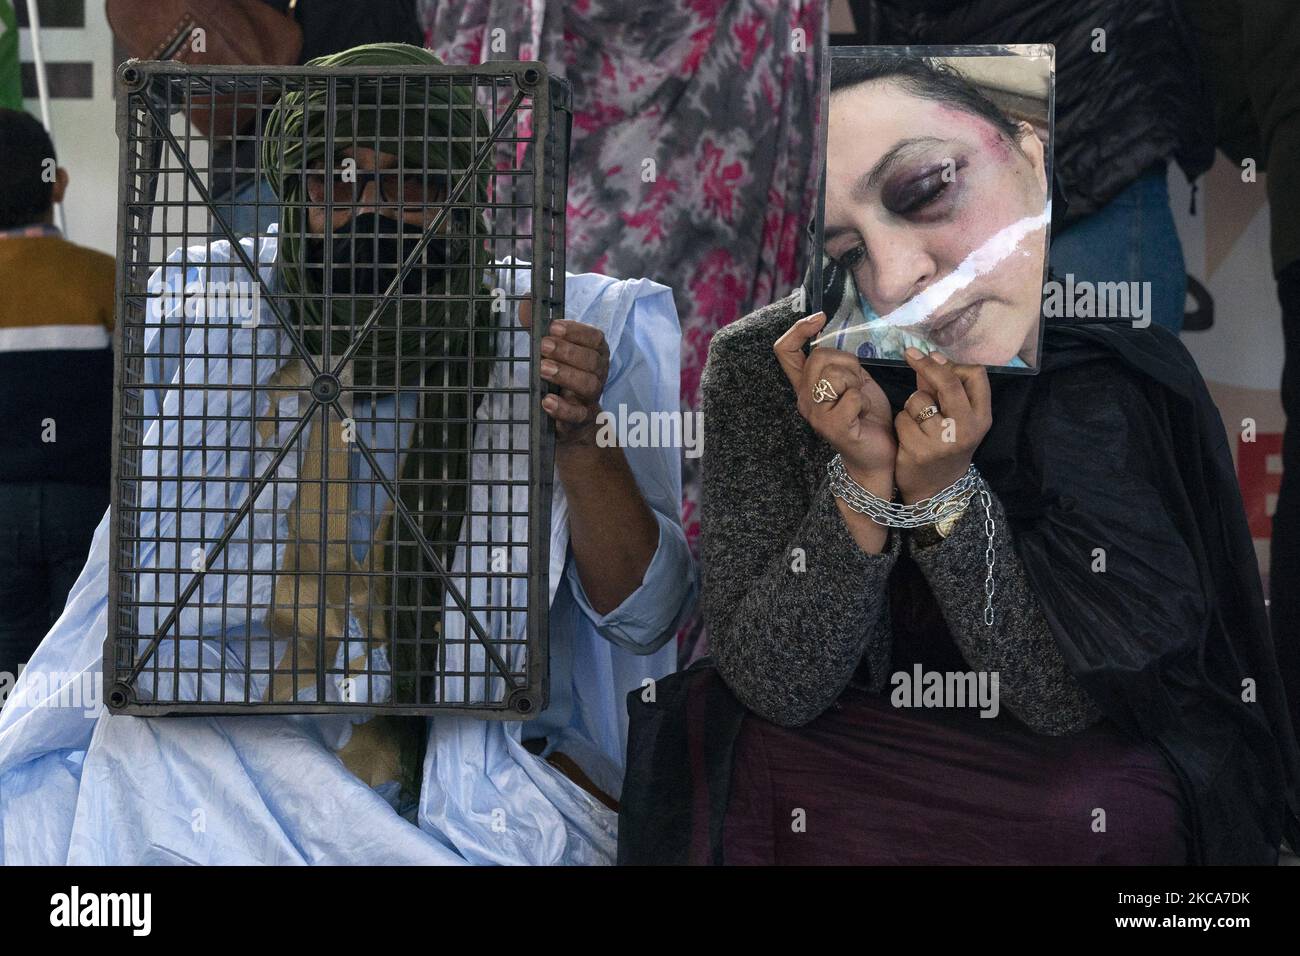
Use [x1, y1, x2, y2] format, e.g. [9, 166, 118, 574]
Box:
[774, 312, 897, 489]
[894, 347, 992, 503]
[520, 299, 611, 444]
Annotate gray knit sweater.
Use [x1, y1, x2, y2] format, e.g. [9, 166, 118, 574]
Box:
[700, 295, 1102, 735]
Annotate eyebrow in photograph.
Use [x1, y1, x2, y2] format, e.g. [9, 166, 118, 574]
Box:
[850, 136, 952, 201]
[822, 222, 858, 244]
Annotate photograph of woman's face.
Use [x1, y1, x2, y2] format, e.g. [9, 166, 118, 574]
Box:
[817, 51, 1051, 368]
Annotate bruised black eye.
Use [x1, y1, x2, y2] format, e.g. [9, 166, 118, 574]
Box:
[882, 160, 965, 216]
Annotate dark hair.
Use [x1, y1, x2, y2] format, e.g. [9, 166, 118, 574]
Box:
[0, 108, 58, 229]
[830, 54, 1021, 143]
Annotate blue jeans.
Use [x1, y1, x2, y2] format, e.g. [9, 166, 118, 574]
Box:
[0, 482, 108, 675]
[211, 176, 280, 240]
[1049, 168, 1188, 335]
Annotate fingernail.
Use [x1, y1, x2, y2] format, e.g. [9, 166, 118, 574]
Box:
[540, 338, 555, 355]
[542, 395, 558, 411]
[803, 312, 826, 324]
[905, 346, 923, 360]
[549, 321, 566, 336]
[540, 359, 559, 376]
[931, 352, 949, 365]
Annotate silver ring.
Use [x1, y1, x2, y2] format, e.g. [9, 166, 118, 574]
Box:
[812, 378, 839, 404]
[914, 404, 940, 423]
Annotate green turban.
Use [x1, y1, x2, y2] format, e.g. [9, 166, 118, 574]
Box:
[261, 43, 497, 708]
[261, 41, 495, 385]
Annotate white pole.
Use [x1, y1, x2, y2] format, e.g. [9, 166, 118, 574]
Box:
[24, 0, 65, 234]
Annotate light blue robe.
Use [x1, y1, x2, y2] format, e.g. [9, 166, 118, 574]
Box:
[0, 232, 695, 865]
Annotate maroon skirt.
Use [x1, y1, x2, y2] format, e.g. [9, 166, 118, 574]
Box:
[721, 687, 1190, 865]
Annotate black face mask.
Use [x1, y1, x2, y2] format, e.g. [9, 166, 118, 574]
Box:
[304, 212, 452, 298]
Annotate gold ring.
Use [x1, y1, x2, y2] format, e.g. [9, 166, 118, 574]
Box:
[812, 378, 839, 404]
[914, 404, 940, 423]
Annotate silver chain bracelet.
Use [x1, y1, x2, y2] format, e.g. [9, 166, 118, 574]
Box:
[827, 454, 997, 626]
[978, 485, 996, 626]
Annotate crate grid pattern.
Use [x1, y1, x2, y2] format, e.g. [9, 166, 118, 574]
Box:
[105, 61, 569, 717]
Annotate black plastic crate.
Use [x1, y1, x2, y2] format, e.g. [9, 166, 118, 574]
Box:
[104, 59, 570, 717]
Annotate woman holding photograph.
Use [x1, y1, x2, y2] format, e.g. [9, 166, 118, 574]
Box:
[618, 54, 1300, 866]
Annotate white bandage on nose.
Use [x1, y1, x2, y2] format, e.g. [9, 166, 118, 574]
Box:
[812, 203, 1050, 346]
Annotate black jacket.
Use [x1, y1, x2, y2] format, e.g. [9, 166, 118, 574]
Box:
[843, 0, 1216, 224]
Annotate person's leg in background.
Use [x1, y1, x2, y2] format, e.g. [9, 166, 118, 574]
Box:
[1049, 166, 1188, 334]
[212, 176, 281, 239]
[40, 482, 109, 631]
[1272, 260, 1300, 733]
[0, 483, 106, 685]
[0, 484, 49, 680]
